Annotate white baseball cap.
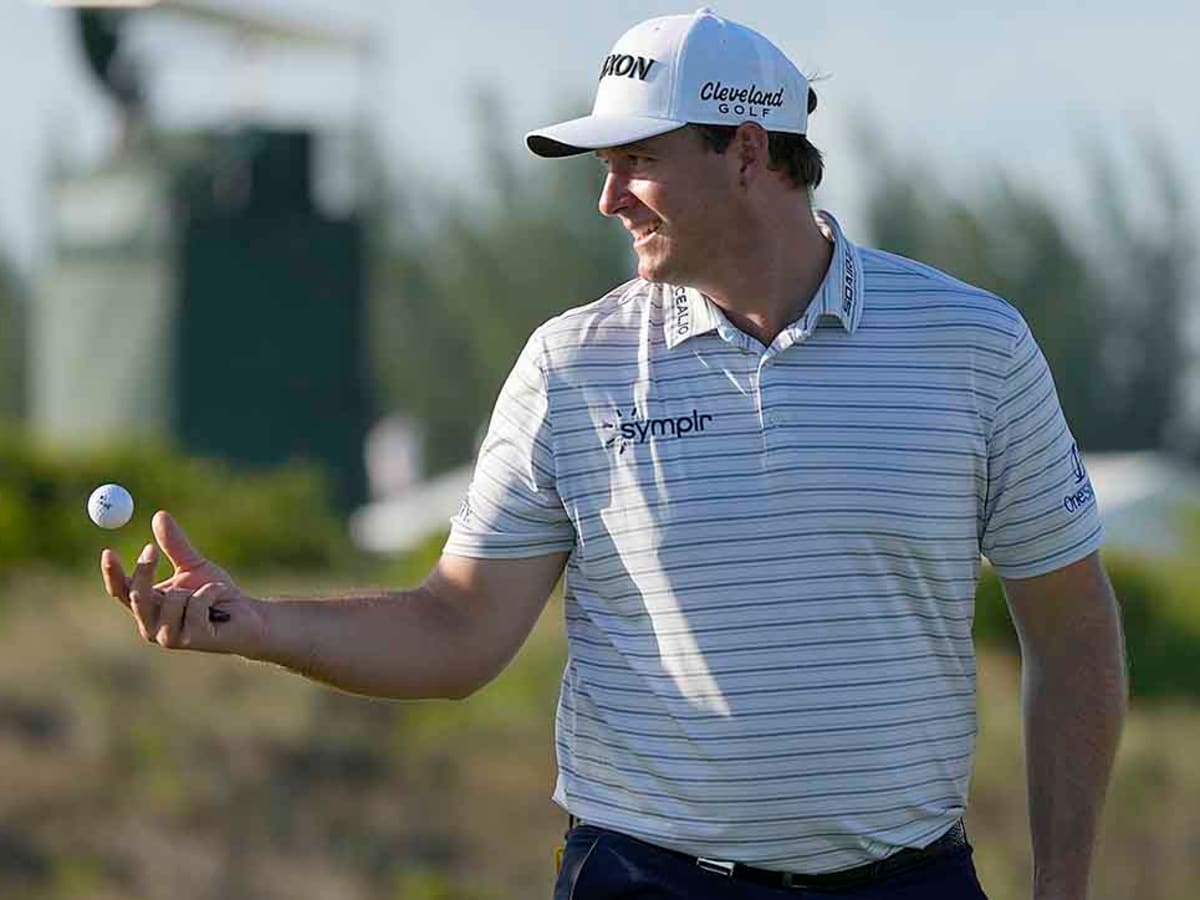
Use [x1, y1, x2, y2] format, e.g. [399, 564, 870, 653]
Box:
[526, 7, 810, 158]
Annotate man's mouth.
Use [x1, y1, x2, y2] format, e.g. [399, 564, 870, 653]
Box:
[632, 222, 661, 246]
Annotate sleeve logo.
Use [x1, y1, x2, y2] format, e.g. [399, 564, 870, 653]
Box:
[1062, 443, 1095, 513]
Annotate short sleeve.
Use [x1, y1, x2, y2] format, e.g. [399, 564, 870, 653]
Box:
[979, 317, 1103, 578]
[443, 328, 576, 558]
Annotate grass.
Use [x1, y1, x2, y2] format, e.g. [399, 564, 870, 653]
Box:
[0, 568, 1196, 898]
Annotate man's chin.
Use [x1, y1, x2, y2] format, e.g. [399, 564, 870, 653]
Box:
[636, 254, 676, 284]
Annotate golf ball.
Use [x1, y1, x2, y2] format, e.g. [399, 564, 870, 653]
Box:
[87, 483, 134, 530]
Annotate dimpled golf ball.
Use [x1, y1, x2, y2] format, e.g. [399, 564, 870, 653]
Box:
[87, 483, 134, 530]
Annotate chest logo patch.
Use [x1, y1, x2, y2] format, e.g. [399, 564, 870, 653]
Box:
[603, 407, 715, 455]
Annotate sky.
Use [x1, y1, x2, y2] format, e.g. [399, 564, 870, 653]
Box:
[1, 0, 1198, 274]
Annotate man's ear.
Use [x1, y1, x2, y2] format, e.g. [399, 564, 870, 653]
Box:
[734, 123, 770, 187]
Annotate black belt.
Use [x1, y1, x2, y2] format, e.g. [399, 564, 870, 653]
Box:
[566, 817, 969, 891]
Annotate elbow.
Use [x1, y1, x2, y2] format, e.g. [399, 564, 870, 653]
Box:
[442, 671, 496, 701]
[379, 672, 488, 701]
[434, 676, 474, 701]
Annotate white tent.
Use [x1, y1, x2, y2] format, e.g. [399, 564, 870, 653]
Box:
[349, 465, 473, 554]
[1086, 452, 1200, 557]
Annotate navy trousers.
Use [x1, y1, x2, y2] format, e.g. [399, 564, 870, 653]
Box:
[553, 824, 990, 899]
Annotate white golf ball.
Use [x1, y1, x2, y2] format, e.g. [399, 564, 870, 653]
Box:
[87, 483, 135, 530]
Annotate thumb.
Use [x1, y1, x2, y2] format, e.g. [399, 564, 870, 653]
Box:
[152, 510, 206, 570]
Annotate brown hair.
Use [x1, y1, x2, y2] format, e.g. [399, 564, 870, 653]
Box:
[690, 87, 824, 191]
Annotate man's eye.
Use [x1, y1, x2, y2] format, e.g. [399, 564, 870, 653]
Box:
[596, 154, 650, 174]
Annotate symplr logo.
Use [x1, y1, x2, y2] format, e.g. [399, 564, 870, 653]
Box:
[603, 406, 714, 455]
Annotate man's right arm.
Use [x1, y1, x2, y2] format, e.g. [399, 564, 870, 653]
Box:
[254, 552, 569, 700]
[106, 513, 569, 702]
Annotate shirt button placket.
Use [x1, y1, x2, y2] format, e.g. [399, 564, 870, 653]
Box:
[759, 354, 779, 460]
[747, 355, 767, 458]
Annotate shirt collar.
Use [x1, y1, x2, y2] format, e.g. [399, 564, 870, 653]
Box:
[663, 209, 865, 350]
[664, 285, 722, 349]
[808, 209, 865, 335]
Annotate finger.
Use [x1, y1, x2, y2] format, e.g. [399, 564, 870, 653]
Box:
[189, 582, 230, 637]
[128, 543, 162, 641]
[155, 588, 191, 649]
[101, 548, 131, 609]
[152, 510, 206, 571]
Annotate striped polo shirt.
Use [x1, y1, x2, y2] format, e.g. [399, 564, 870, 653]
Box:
[444, 211, 1103, 873]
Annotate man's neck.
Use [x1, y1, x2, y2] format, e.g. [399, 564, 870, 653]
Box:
[698, 210, 834, 347]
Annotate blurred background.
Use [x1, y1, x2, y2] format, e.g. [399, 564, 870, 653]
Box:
[0, 1, 1197, 898]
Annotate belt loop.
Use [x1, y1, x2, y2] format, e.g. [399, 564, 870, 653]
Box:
[697, 858, 735, 877]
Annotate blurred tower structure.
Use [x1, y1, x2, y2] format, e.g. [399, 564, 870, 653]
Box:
[31, 3, 374, 509]
[35, 150, 175, 440]
[173, 128, 368, 508]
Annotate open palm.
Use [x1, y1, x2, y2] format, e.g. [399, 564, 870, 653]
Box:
[101, 510, 267, 652]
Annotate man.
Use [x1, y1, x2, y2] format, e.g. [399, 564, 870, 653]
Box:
[101, 9, 1127, 899]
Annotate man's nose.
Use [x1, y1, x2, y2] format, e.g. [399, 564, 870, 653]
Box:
[598, 171, 632, 217]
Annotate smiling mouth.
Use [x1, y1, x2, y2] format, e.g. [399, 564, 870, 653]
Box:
[632, 223, 661, 244]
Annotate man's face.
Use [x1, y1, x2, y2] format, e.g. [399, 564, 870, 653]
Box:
[596, 128, 740, 285]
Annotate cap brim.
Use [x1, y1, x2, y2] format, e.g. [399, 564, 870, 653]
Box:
[525, 114, 686, 158]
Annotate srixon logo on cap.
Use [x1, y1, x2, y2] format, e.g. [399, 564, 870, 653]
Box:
[599, 54, 655, 81]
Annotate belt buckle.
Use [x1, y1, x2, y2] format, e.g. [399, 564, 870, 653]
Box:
[697, 858, 735, 877]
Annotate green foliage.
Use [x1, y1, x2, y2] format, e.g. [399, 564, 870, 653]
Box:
[1180, 503, 1200, 551]
[388, 868, 459, 900]
[378, 529, 448, 589]
[974, 553, 1200, 701]
[0, 429, 354, 577]
[972, 565, 1017, 651]
[367, 92, 631, 473]
[1085, 135, 1197, 453]
[856, 131, 1196, 456]
[0, 254, 26, 423]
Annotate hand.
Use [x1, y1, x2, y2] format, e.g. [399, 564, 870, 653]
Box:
[100, 510, 267, 655]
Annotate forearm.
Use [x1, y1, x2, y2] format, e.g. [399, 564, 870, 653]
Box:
[251, 584, 480, 700]
[1021, 619, 1127, 899]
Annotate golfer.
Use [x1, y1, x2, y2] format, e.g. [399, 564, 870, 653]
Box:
[101, 9, 1126, 899]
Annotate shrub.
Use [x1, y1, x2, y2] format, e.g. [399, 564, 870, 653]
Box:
[974, 552, 1200, 701]
[0, 429, 354, 577]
